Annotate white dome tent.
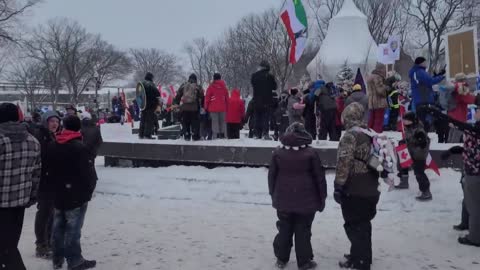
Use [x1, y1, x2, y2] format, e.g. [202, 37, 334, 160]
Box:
[307, 0, 378, 82]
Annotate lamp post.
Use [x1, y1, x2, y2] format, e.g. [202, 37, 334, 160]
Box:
[93, 71, 101, 115]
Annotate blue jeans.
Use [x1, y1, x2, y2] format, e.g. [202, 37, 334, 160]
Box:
[52, 204, 88, 267]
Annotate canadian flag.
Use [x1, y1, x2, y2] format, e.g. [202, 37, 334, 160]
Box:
[426, 153, 441, 176]
[396, 144, 413, 168]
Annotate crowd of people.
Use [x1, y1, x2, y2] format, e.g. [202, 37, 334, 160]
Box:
[0, 103, 102, 270]
[2, 55, 480, 270]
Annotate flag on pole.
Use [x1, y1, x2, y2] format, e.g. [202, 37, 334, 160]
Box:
[426, 153, 441, 176]
[280, 0, 308, 64]
[121, 90, 133, 128]
[396, 144, 413, 169]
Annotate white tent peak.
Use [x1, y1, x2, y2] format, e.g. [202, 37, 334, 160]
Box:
[333, 0, 366, 20]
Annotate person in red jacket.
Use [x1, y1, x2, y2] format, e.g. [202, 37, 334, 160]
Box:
[205, 73, 229, 139]
[448, 73, 476, 143]
[226, 89, 245, 139]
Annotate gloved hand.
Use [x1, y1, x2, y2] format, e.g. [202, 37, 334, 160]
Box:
[334, 183, 344, 205]
[438, 69, 447, 76]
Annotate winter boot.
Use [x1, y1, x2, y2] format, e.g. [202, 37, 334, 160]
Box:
[35, 244, 52, 259]
[69, 259, 97, 270]
[299, 260, 317, 270]
[453, 223, 469, 231]
[339, 259, 370, 270]
[395, 175, 409, 189]
[416, 190, 433, 201]
[458, 236, 480, 247]
[275, 259, 287, 269]
[53, 258, 64, 270]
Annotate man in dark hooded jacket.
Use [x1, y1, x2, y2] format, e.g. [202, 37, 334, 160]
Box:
[31, 111, 61, 258]
[80, 112, 103, 159]
[251, 60, 278, 139]
[47, 115, 97, 270]
[139, 72, 160, 139]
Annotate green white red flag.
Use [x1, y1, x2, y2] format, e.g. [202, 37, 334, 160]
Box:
[280, 0, 308, 64]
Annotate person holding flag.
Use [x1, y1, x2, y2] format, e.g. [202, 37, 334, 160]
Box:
[395, 112, 433, 201]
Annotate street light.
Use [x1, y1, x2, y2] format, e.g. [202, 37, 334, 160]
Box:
[93, 71, 101, 115]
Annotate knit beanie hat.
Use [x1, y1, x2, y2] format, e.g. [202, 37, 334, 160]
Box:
[188, 73, 198, 83]
[213, 73, 221, 81]
[415, 57, 427, 65]
[403, 112, 417, 124]
[145, 72, 154, 81]
[63, 115, 81, 132]
[0, 103, 19, 123]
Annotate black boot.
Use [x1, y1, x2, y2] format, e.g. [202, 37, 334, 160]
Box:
[453, 223, 469, 231]
[299, 260, 317, 270]
[35, 244, 52, 259]
[395, 175, 409, 189]
[70, 259, 97, 270]
[416, 190, 433, 201]
[458, 236, 480, 247]
[275, 259, 287, 269]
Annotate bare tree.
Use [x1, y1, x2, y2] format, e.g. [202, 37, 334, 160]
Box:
[130, 48, 182, 86]
[8, 58, 47, 111]
[0, 0, 40, 44]
[92, 40, 131, 87]
[404, 0, 475, 70]
[183, 38, 213, 87]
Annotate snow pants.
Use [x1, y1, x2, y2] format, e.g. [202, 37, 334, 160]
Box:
[210, 112, 226, 139]
[0, 207, 26, 270]
[434, 118, 450, 143]
[464, 175, 480, 244]
[254, 107, 271, 139]
[318, 109, 338, 141]
[273, 211, 315, 268]
[400, 159, 430, 192]
[139, 109, 157, 138]
[368, 109, 385, 133]
[227, 123, 241, 139]
[35, 196, 54, 248]
[181, 111, 200, 141]
[341, 195, 379, 268]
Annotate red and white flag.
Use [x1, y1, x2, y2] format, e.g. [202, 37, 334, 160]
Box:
[396, 144, 413, 169]
[426, 153, 441, 176]
[121, 89, 133, 128]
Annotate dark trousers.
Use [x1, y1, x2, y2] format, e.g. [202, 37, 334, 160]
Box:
[388, 108, 399, 131]
[460, 177, 470, 226]
[181, 111, 200, 140]
[319, 109, 338, 141]
[273, 211, 315, 267]
[254, 108, 270, 139]
[52, 204, 88, 268]
[434, 119, 450, 143]
[35, 197, 55, 247]
[416, 104, 431, 133]
[227, 123, 241, 139]
[368, 109, 385, 133]
[139, 109, 157, 138]
[341, 195, 379, 268]
[400, 159, 430, 192]
[0, 207, 26, 270]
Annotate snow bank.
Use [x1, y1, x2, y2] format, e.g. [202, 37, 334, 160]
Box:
[20, 166, 479, 269]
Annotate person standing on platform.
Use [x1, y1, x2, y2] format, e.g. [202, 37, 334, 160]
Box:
[205, 73, 229, 139]
[366, 63, 389, 133]
[226, 89, 245, 139]
[139, 72, 161, 139]
[0, 103, 41, 270]
[174, 74, 204, 141]
[251, 60, 278, 140]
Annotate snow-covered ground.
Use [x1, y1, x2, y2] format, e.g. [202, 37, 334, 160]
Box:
[101, 123, 460, 150]
[20, 165, 479, 270]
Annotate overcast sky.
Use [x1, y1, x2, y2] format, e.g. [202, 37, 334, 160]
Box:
[29, 0, 280, 55]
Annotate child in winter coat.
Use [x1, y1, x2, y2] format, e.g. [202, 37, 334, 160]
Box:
[225, 89, 245, 139]
[396, 112, 432, 201]
[287, 88, 305, 125]
[268, 122, 327, 270]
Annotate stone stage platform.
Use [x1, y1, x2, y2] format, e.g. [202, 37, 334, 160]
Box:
[98, 140, 463, 170]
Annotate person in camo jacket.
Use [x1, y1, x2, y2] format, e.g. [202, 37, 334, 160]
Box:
[0, 103, 41, 270]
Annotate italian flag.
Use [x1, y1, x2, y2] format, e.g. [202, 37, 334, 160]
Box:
[281, 0, 308, 64]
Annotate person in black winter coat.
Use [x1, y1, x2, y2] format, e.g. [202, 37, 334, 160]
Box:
[314, 82, 338, 141]
[80, 112, 103, 159]
[268, 122, 327, 270]
[251, 61, 278, 139]
[139, 72, 160, 139]
[47, 115, 97, 270]
[244, 99, 256, 138]
[31, 111, 61, 258]
[303, 86, 317, 139]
